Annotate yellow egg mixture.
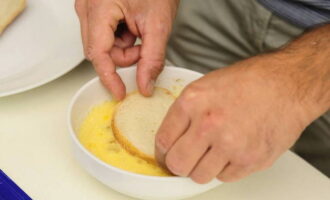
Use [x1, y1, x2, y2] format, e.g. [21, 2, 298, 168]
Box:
[78, 101, 171, 176]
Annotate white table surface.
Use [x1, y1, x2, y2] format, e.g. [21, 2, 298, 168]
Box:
[0, 61, 329, 200]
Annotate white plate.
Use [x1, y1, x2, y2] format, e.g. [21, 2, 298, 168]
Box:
[0, 0, 84, 97]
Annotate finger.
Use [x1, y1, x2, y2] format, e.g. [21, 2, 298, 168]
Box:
[87, 1, 122, 56]
[112, 24, 139, 67]
[93, 54, 126, 100]
[114, 28, 137, 48]
[189, 148, 229, 184]
[110, 45, 141, 67]
[217, 163, 256, 182]
[165, 123, 211, 177]
[75, 0, 89, 57]
[155, 99, 191, 168]
[87, 2, 125, 99]
[137, 23, 170, 96]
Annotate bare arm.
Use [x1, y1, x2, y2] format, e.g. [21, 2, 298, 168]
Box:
[268, 24, 330, 119]
[155, 24, 330, 183]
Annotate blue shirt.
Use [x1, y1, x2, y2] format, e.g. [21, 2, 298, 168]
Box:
[258, 0, 330, 28]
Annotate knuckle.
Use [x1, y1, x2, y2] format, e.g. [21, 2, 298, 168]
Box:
[154, 15, 173, 34]
[180, 83, 202, 105]
[217, 174, 236, 183]
[138, 59, 164, 78]
[190, 174, 212, 184]
[165, 153, 187, 176]
[219, 133, 236, 147]
[149, 61, 164, 76]
[200, 112, 219, 132]
[86, 45, 98, 61]
[260, 159, 274, 170]
[216, 175, 223, 182]
[155, 134, 171, 152]
[176, 96, 191, 114]
[155, 22, 170, 34]
[195, 130, 209, 140]
[83, 49, 90, 60]
[74, 0, 84, 13]
[206, 112, 218, 126]
[195, 119, 214, 139]
[186, 82, 203, 94]
[87, 0, 99, 7]
[237, 158, 253, 168]
[237, 153, 260, 167]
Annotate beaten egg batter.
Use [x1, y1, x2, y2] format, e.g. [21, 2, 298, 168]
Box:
[78, 101, 171, 176]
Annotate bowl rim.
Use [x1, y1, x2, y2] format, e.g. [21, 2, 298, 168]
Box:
[67, 66, 204, 181]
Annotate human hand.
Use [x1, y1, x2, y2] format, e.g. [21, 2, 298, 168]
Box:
[75, 0, 179, 100]
[155, 55, 314, 183]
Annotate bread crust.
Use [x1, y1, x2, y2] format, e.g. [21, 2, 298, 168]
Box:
[0, 0, 26, 34]
[112, 88, 175, 165]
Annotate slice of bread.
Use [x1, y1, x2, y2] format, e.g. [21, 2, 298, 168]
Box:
[0, 0, 26, 34]
[112, 87, 175, 163]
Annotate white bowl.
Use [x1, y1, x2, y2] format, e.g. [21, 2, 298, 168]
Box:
[68, 66, 222, 200]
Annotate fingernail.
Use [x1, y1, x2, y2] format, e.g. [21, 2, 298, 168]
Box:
[147, 80, 155, 95]
[113, 94, 122, 102]
[156, 142, 167, 155]
[156, 135, 168, 154]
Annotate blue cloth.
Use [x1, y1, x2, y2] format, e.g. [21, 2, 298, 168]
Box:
[258, 0, 330, 28]
[0, 170, 31, 200]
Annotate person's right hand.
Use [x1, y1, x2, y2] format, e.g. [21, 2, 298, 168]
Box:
[75, 0, 179, 100]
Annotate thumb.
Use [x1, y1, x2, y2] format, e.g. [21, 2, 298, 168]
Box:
[137, 22, 170, 96]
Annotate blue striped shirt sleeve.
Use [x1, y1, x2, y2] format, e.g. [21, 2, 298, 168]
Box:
[258, 0, 330, 28]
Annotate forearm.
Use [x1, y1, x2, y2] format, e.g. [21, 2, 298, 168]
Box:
[258, 24, 330, 123]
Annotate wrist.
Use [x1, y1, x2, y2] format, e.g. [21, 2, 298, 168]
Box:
[260, 37, 330, 128]
[249, 54, 316, 131]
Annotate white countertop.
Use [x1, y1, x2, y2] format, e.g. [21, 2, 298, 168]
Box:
[0, 61, 329, 200]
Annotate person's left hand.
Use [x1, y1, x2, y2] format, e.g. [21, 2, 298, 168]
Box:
[155, 55, 314, 183]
